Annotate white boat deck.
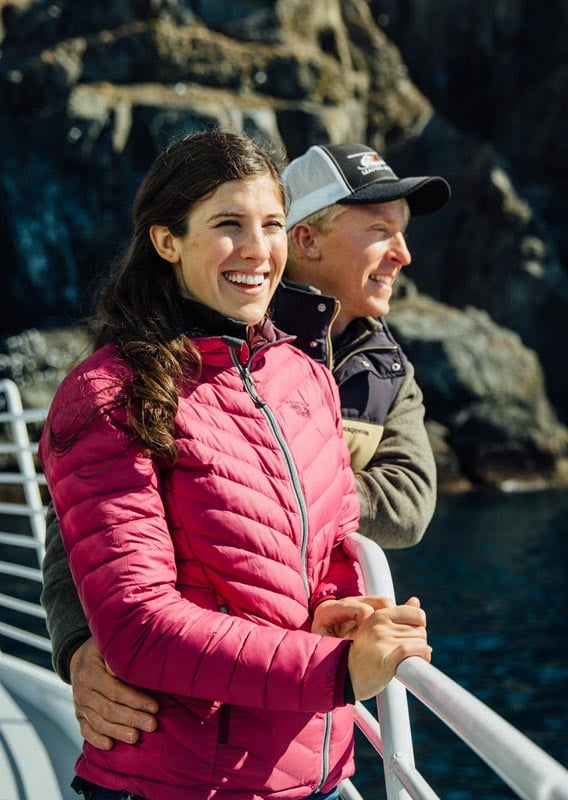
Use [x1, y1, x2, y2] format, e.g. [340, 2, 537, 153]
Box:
[0, 653, 80, 800]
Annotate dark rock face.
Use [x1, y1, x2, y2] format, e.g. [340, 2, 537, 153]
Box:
[1, 0, 567, 491]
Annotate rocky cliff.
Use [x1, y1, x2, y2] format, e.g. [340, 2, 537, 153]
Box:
[1, 0, 567, 492]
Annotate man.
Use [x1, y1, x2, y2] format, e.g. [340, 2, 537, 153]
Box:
[41, 142, 450, 749]
[277, 143, 450, 544]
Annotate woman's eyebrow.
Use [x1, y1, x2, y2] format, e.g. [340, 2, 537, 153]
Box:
[207, 210, 244, 220]
[207, 210, 286, 222]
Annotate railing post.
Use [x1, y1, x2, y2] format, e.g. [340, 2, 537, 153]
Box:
[0, 379, 46, 566]
[344, 534, 415, 800]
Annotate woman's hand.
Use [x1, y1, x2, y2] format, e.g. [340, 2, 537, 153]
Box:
[347, 596, 431, 700]
[311, 595, 396, 639]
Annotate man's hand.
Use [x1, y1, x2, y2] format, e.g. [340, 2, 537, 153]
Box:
[348, 596, 431, 700]
[69, 637, 159, 750]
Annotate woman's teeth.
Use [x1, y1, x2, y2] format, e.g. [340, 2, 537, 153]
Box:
[225, 273, 265, 286]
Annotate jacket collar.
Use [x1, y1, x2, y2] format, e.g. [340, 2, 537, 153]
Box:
[179, 296, 294, 361]
[271, 279, 385, 368]
[180, 296, 249, 340]
[270, 279, 337, 366]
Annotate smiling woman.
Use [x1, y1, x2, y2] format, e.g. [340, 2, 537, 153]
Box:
[37, 129, 432, 800]
[150, 173, 287, 326]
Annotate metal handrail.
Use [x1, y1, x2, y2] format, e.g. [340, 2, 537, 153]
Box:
[0, 379, 47, 565]
[0, 532, 42, 549]
[397, 657, 568, 800]
[0, 379, 49, 656]
[0, 621, 52, 652]
[0, 593, 46, 618]
[0, 408, 47, 424]
[0, 472, 47, 485]
[343, 533, 568, 800]
[0, 560, 43, 582]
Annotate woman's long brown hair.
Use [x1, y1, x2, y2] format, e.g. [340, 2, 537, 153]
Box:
[67, 130, 285, 464]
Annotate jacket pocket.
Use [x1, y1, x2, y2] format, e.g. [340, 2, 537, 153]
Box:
[217, 703, 232, 744]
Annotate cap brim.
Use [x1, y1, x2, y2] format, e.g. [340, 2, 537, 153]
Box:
[338, 176, 451, 216]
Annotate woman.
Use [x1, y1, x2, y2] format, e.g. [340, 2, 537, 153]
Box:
[39, 130, 431, 800]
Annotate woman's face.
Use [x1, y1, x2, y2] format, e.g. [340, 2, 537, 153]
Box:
[164, 174, 287, 326]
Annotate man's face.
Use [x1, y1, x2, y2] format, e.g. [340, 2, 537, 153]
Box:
[307, 200, 411, 333]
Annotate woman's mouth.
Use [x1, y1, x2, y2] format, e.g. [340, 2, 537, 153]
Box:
[223, 271, 267, 287]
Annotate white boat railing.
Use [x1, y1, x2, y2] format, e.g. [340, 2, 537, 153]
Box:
[0, 379, 50, 655]
[343, 535, 568, 800]
[0, 377, 567, 800]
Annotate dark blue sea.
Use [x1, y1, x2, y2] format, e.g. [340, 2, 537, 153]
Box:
[2, 489, 567, 799]
[352, 489, 568, 799]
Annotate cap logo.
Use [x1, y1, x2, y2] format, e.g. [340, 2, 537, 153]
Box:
[348, 151, 390, 177]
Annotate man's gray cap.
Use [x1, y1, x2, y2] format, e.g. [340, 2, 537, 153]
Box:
[283, 143, 451, 230]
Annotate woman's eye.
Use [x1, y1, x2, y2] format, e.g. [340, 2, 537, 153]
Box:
[216, 219, 240, 228]
[265, 220, 284, 229]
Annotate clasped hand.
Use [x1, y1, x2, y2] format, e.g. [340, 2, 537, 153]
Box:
[312, 595, 431, 701]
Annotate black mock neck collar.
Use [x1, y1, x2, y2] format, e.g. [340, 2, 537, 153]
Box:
[179, 296, 249, 340]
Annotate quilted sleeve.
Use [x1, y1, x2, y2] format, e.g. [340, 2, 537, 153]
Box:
[310, 541, 364, 612]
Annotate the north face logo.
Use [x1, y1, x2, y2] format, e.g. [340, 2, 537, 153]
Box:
[286, 400, 310, 417]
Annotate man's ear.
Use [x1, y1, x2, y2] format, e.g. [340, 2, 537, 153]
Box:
[149, 225, 179, 263]
[290, 223, 321, 260]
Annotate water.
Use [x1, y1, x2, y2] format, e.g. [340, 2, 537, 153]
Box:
[352, 489, 568, 799]
[2, 490, 568, 798]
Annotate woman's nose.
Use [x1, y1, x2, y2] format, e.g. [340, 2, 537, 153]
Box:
[239, 226, 270, 261]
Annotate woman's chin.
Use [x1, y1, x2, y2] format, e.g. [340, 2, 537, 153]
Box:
[226, 300, 270, 326]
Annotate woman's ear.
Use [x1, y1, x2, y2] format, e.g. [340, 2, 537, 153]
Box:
[149, 225, 179, 263]
[290, 223, 321, 260]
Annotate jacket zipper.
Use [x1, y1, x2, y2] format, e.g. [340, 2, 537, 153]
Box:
[230, 346, 334, 788]
[325, 300, 341, 371]
[230, 349, 310, 597]
[313, 713, 332, 793]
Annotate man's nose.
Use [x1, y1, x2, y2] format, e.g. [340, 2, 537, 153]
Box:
[389, 232, 412, 267]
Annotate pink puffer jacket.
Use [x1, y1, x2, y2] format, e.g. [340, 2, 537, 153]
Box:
[39, 327, 362, 800]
